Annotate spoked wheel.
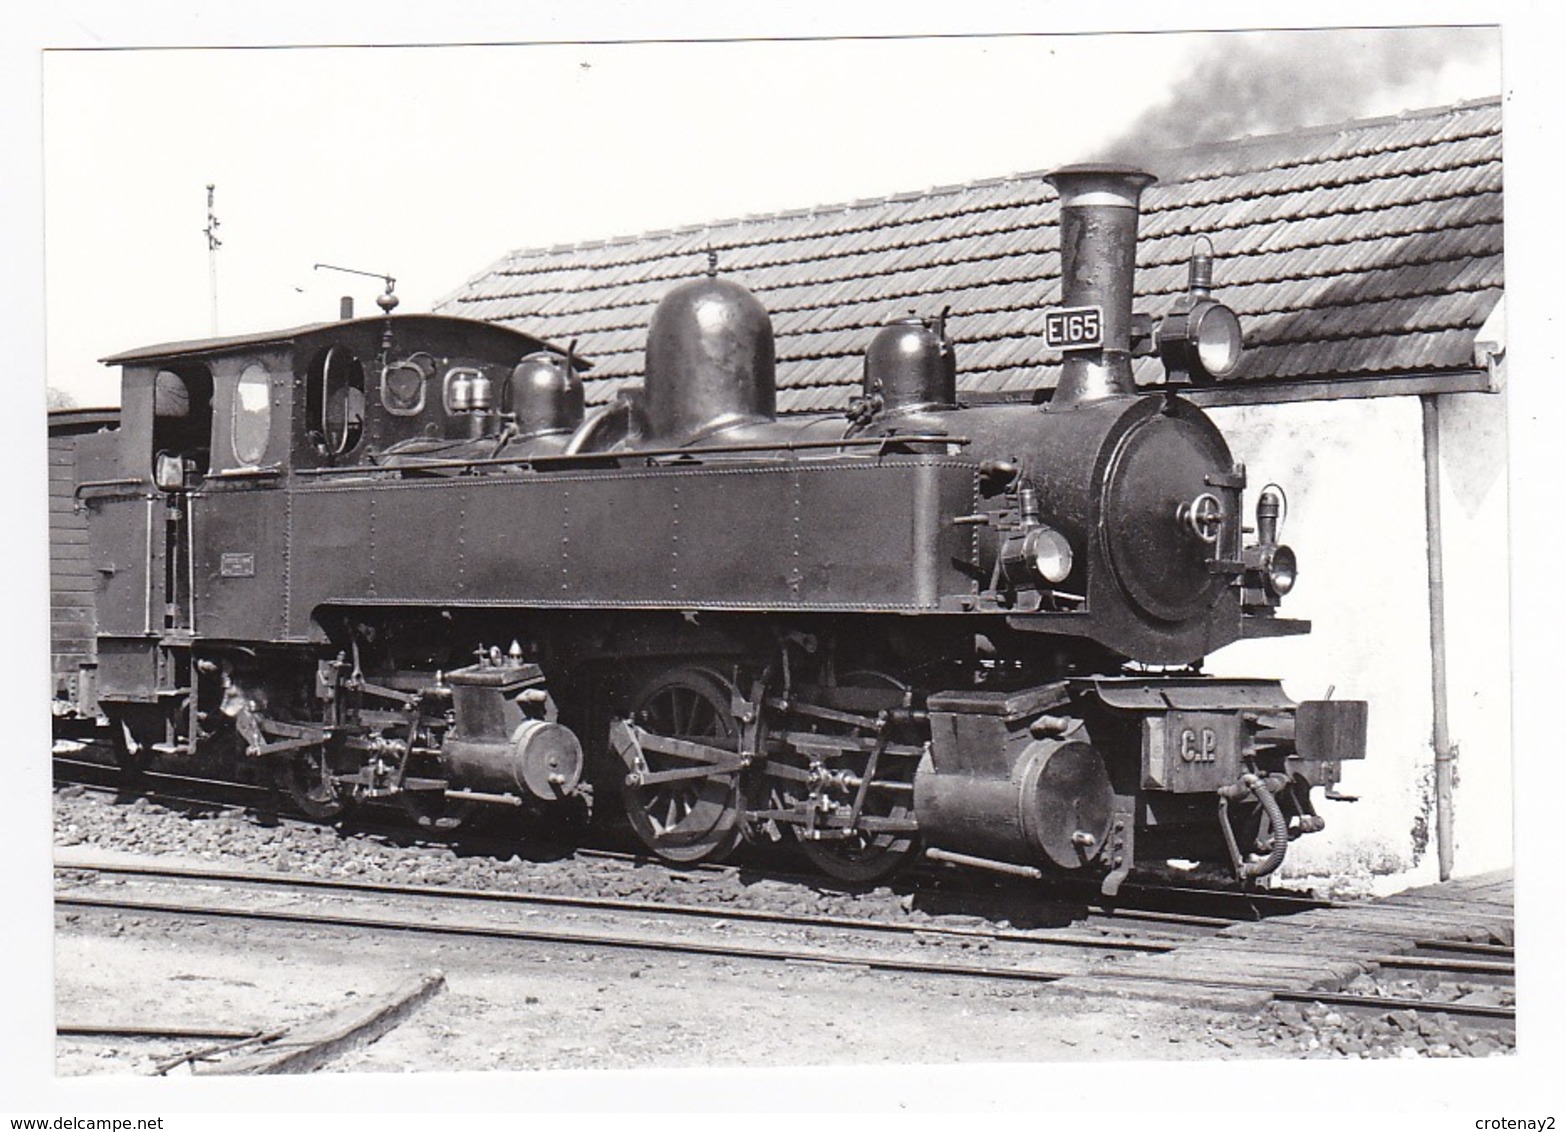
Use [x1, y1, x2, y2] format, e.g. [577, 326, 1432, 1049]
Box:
[785, 671, 921, 884]
[798, 797, 918, 883]
[275, 743, 352, 822]
[622, 666, 745, 864]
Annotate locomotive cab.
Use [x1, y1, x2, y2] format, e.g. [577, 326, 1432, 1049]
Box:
[100, 315, 583, 475]
[82, 315, 580, 761]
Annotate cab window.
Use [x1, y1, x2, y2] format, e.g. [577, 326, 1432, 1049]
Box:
[152, 364, 213, 477]
[306, 346, 365, 457]
[232, 363, 273, 466]
[381, 352, 433, 416]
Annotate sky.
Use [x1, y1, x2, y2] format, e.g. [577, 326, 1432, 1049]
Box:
[9, 1, 1566, 1120]
[36, 20, 1504, 407]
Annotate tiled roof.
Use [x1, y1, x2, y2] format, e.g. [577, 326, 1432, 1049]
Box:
[435, 99, 1502, 411]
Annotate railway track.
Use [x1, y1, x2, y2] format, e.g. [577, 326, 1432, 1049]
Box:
[55, 856, 1179, 956]
[54, 856, 1166, 986]
[72, 745, 1504, 1037]
[52, 750, 1330, 933]
[1273, 985, 1515, 1027]
[54, 854, 1514, 1046]
[52, 754, 1517, 1063]
[54, 768, 1515, 1060]
[54, 750, 274, 808]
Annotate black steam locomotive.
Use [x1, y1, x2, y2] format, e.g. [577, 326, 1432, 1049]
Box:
[58, 165, 1366, 892]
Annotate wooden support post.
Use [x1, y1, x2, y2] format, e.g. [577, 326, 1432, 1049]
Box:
[1421, 393, 1455, 882]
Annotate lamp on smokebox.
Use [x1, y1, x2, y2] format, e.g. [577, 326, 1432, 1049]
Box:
[1156, 237, 1244, 384]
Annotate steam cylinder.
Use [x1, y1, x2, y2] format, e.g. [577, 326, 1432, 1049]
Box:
[914, 738, 1114, 870]
[1045, 164, 1156, 407]
[643, 274, 777, 444]
[444, 722, 584, 801]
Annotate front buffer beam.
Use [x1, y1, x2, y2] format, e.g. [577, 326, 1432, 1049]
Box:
[916, 676, 1367, 892]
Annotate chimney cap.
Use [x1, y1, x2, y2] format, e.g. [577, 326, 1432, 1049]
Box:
[1045, 164, 1157, 208]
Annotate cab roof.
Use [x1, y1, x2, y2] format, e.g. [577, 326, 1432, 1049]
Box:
[99, 313, 590, 369]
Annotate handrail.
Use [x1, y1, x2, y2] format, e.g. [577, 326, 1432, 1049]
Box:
[73, 477, 148, 499]
[294, 433, 971, 478]
[203, 465, 284, 481]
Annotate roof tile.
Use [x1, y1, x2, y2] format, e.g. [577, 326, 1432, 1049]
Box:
[434, 100, 1503, 409]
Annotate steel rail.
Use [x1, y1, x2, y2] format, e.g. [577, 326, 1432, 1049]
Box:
[51, 757, 1249, 933]
[555, 853, 1242, 933]
[56, 1023, 264, 1041]
[52, 755, 1321, 932]
[63, 886, 1512, 1018]
[54, 756, 501, 845]
[55, 858, 1175, 956]
[60, 852, 1512, 1016]
[1412, 939, 1515, 960]
[1373, 955, 1514, 979]
[54, 890, 1085, 986]
[54, 755, 273, 803]
[565, 844, 1245, 930]
[1029, 873, 1338, 919]
[1271, 988, 1515, 1027]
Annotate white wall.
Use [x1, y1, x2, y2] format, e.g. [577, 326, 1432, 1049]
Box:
[1433, 388, 1513, 876]
[1202, 389, 1511, 891]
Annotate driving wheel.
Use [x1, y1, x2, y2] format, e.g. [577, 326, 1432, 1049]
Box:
[622, 666, 745, 864]
[785, 671, 921, 884]
[275, 742, 352, 822]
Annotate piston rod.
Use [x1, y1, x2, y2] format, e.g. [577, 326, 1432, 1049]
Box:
[925, 847, 1044, 880]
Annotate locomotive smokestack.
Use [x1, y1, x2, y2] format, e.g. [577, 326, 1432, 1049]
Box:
[1044, 164, 1156, 407]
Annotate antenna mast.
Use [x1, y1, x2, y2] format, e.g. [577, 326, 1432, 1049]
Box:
[204, 184, 222, 335]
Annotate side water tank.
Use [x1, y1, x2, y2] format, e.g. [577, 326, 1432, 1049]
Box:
[643, 272, 776, 445]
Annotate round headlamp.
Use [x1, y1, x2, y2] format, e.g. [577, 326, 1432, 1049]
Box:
[1191, 302, 1243, 378]
[1265, 544, 1298, 596]
[1026, 526, 1074, 585]
[1158, 299, 1244, 382]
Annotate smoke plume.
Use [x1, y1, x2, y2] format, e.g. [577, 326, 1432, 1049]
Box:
[1096, 27, 1497, 163]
